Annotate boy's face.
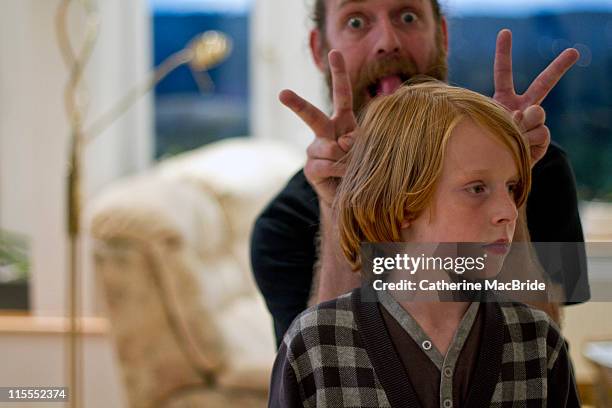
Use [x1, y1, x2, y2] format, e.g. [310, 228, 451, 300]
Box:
[402, 118, 520, 254]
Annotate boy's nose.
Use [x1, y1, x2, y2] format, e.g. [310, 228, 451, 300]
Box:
[491, 190, 519, 226]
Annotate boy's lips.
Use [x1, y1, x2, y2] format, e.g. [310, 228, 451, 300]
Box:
[482, 239, 511, 255]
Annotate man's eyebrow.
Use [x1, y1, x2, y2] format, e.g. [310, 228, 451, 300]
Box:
[339, 0, 420, 7]
[339, 0, 366, 8]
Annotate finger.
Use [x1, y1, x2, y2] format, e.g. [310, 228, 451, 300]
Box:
[524, 48, 580, 105]
[279, 89, 332, 139]
[307, 138, 347, 162]
[520, 105, 546, 132]
[331, 161, 347, 178]
[304, 158, 346, 181]
[512, 110, 524, 130]
[329, 50, 355, 120]
[494, 29, 515, 95]
[525, 125, 550, 149]
[525, 125, 551, 165]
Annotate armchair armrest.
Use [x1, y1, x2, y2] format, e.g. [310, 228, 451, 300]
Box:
[90, 176, 229, 407]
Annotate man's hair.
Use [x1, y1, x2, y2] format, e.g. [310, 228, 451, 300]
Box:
[335, 79, 532, 271]
[313, 0, 443, 33]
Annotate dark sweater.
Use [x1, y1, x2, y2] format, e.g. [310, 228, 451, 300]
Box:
[269, 288, 581, 408]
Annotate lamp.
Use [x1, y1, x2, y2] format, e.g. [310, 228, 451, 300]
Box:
[54, 1, 232, 407]
[86, 30, 232, 142]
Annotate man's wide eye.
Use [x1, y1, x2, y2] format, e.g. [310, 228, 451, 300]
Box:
[401, 11, 418, 24]
[347, 16, 365, 29]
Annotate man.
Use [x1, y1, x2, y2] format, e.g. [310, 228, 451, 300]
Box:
[251, 0, 589, 345]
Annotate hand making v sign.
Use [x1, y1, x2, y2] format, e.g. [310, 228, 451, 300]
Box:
[279, 50, 356, 207]
[493, 29, 579, 165]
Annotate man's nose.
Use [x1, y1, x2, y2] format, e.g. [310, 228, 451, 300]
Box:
[491, 189, 519, 226]
[374, 18, 402, 56]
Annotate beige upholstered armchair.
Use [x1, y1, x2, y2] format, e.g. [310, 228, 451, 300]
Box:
[89, 138, 303, 408]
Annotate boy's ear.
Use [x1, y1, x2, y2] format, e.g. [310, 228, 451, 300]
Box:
[400, 210, 415, 229]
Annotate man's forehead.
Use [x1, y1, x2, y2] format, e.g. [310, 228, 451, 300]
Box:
[332, 0, 428, 9]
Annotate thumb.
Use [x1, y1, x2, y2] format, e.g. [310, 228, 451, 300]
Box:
[338, 130, 357, 153]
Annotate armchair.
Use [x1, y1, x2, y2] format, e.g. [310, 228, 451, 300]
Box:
[89, 138, 303, 407]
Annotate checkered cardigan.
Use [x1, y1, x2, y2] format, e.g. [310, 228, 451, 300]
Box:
[268, 287, 580, 408]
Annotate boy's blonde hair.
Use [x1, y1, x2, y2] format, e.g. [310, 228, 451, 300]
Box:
[335, 79, 532, 271]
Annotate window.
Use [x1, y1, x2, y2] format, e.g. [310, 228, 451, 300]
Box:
[149, 0, 252, 159]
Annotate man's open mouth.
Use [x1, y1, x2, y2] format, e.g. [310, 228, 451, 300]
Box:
[367, 74, 410, 98]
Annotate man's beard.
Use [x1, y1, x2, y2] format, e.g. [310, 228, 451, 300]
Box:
[323, 30, 448, 114]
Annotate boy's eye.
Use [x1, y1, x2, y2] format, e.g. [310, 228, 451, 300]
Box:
[347, 16, 365, 29]
[467, 184, 486, 194]
[400, 11, 418, 24]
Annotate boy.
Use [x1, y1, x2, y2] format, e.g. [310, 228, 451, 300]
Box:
[269, 81, 580, 408]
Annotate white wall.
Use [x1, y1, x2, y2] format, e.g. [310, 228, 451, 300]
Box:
[0, 1, 152, 407]
[250, 0, 326, 150]
[0, 329, 127, 408]
[0, 0, 153, 317]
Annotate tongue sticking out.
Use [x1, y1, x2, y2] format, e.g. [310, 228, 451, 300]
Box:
[376, 75, 404, 96]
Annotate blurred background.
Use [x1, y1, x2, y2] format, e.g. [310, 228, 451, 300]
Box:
[0, 0, 610, 407]
[150, 0, 612, 200]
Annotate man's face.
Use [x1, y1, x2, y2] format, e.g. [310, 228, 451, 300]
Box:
[313, 0, 448, 112]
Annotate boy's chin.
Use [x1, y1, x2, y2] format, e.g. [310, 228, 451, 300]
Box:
[463, 256, 506, 280]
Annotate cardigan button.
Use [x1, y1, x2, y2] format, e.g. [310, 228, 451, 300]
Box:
[443, 366, 453, 378]
[422, 340, 432, 350]
[443, 398, 453, 408]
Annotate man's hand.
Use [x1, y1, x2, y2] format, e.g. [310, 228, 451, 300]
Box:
[279, 50, 356, 206]
[279, 50, 361, 302]
[493, 29, 579, 165]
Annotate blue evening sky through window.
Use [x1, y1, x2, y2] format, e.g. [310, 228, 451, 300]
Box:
[148, 0, 612, 16]
[148, 0, 251, 13]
